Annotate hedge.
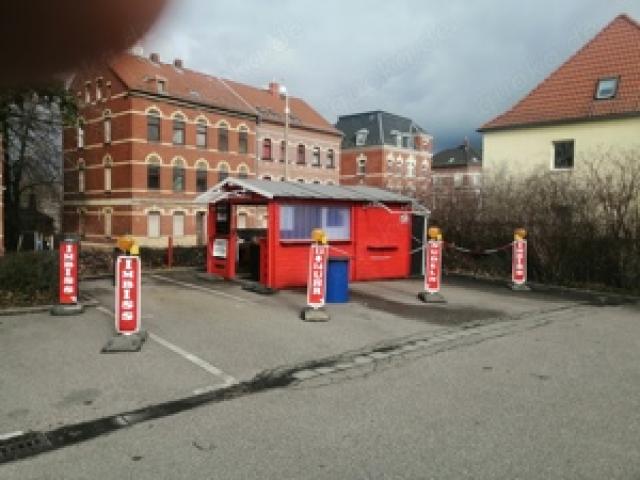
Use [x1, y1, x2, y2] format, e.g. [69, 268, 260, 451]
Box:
[0, 251, 58, 305]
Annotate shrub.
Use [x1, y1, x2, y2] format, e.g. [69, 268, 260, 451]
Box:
[0, 251, 58, 304]
[427, 151, 640, 294]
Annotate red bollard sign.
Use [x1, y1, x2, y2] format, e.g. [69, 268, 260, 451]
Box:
[512, 239, 527, 285]
[425, 240, 443, 294]
[59, 239, 79, 304]
[307, 244, 329, 309]
[115, 256, 141, 335]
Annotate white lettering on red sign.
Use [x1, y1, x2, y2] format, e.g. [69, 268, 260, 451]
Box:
[59, 241, 78, 304]
[307, 244, 329, 308]
[512, 240, 527, 285]
[115, 256, 141, 335]
[424, 240, 443, 294]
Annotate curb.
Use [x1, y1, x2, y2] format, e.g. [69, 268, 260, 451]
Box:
[444, 271, 639, 305]
[0, 297, 99, 317]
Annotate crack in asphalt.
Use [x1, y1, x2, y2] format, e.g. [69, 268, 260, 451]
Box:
[0, 303, 585, 466]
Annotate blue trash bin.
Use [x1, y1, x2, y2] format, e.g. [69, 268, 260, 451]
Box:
[326, 257, 350, 303]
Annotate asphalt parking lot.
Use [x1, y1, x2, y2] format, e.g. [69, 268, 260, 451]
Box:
[1, 271, 582, 437]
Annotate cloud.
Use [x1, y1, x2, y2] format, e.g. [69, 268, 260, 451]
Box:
[142, 0, 640, 150]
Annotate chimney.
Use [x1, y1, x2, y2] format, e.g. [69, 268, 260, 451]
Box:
[268, 81, 281, 97]
[174, 58, 184, 69]
[149, 53, 160, 63]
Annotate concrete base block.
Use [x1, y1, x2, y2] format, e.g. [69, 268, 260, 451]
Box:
[418, 292, 447, 304]
[301, 307, 330, 322]
[101, 330, 148, 353]
[510, 283, 531, 292]
[50, 304, 85, 316]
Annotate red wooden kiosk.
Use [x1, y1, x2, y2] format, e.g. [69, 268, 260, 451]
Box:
[196, 178, 427, 290]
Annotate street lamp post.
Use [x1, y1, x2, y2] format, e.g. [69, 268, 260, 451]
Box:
[279, 85, 289, 181]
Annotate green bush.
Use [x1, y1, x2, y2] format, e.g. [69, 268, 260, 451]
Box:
[0, 251, 58, 299]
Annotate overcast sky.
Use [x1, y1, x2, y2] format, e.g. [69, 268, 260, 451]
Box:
[142, 0, 640, 151]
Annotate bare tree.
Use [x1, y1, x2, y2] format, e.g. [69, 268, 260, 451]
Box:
[1, 86, 77, 251]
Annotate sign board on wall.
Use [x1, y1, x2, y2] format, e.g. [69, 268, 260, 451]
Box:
[115, 256, 141, 335]
[213, 238, 228, 259]
[307, 244, 329, 309]
[59, 239, 78, 304]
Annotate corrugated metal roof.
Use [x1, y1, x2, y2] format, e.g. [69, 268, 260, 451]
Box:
[195, 178, 416, 204]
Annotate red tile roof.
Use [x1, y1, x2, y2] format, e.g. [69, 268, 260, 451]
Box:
[480, 14, 640, 131]
[110, 53, 257, 116]
[223, 79, 341, 136]
[108, 53, 340, 135]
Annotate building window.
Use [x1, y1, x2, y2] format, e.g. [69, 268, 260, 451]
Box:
[312, 147, 321, 167]
[454, 173, 463, 187]
[595, 77, 619, 100]
[196, 163, 208, 192]
[173, 159, 186, 191]
[355, 129, 369, 146]
[237, 212, 248, 229]
[173, 116, 186, 145]
[297, 144, 306, 164]
[147, 111, 161, 142]
[262, 175, 272, 181]
[148, 211, 161, 238]
[218, 124, 229, 152]
[280, 205, 351, 241]
[326, 149, 335, 168]
[147, 157, 161, 190]
[78, 160, 85, 193]
[357, 154, 367, 176]
[553, 140, 575, 170]
[104, 209, 112, 237]
[196, 120, 208, 148]
[297, 178, 305, 183]
[262, 138, 272, 160]
[406, 159, 416, 178]
[103, 113, 112, 144]
[172, 212, 185, 237]
[96, 79, 103, 101]
[238, 127, 248, 154]
[84, 83, 91, 104]
[77, 120, 85, 149]
[104, 156, 113, 192]
[218, 163, 229, 182]
[402, 135, 411, 149]
[238, 165, 249, 179]
[280, 140, 286, 163]
[157, 79, 167, 94]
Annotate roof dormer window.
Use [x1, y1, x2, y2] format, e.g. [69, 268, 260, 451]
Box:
[355, 128, 369, 147]
[157, 79, 167, 94]
[595, 77, 619, 100]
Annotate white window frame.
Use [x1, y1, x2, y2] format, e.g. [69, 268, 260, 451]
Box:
[148, 211, 161, 238]
[172, 211, 185, 237]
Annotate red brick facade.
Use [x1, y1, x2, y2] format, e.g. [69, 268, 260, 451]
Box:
[336, 111, 433, 199]
[340, 144, 432, 197]
[64, 53, 342, 246]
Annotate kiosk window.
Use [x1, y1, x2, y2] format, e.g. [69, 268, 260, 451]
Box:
[280, 205, 350, 241]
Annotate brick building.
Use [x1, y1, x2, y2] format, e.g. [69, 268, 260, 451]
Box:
[63, 52, 340, 246]
[430, 140, 483, 209]
[336, 111, 432, 198]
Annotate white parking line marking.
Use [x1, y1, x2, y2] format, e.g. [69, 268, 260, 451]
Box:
[95, 306, 238, 386]
[147, 274, 251, 303]
[149, 333, 238, 386]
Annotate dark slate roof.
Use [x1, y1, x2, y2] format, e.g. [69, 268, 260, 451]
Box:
[335, 111, 428, 150]
[196, 178, 416, 204]
[432, 143, 482, 168]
